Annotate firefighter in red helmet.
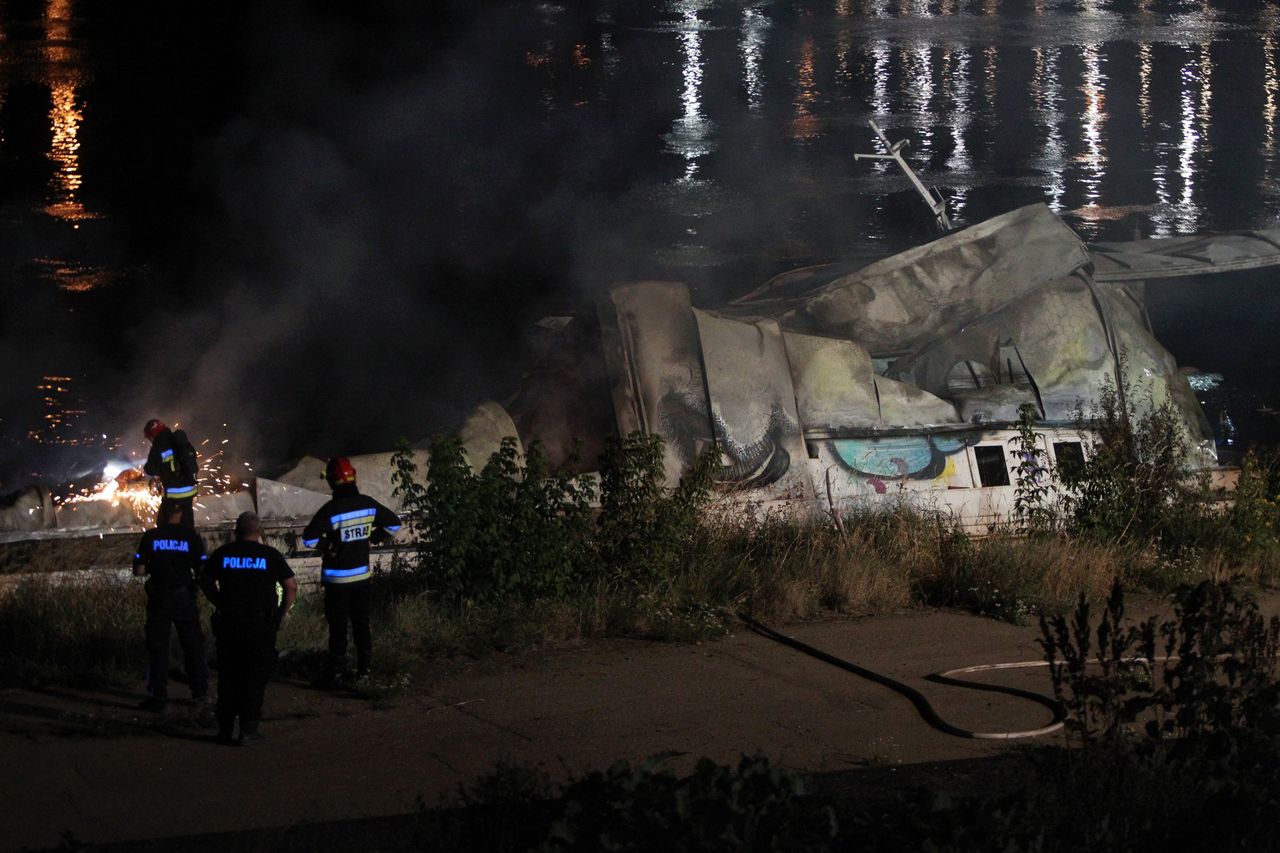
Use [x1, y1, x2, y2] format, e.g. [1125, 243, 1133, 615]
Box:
[302, 457, 401, 687]
[142, 419, 199, 529]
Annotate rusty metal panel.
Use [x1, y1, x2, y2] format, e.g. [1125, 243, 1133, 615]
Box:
[692, 310, 813, 498]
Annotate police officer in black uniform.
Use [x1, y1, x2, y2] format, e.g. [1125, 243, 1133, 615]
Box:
[133, 499, 209, 712]
[142, 418, 199, 529]
[202, 512, 297, 744]
[302, 457, 401, 688]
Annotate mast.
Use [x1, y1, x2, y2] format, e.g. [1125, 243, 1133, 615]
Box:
[854, 119, 953, 232]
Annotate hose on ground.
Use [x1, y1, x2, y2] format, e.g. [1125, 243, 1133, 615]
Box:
[734, 611, 1066, 740]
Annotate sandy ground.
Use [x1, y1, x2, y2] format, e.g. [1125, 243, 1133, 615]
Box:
[0, 606, 1084, 852]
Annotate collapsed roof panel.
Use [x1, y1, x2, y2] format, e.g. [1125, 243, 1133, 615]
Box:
[1096, 282, 1215, 449]
[727, 204, 1092, 353]
[782, 332, 882, 431]
[1092, 230, 1280, 282]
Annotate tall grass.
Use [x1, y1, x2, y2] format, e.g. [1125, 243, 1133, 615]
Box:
[0, 575, 144, 686]
[9, 407, 1280, 690]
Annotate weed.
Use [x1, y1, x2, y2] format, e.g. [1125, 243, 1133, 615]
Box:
[0, 575, 144, 687]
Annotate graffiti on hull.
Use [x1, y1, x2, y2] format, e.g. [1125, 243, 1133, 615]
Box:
[659, 390, 799, 490]
[829, 433, 980, 487]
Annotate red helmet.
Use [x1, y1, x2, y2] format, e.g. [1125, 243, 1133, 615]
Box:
[143, 419, 167, 441]
[326, 456, 357, 487]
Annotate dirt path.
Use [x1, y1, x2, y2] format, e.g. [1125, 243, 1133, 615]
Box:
[0, 607, 1077, 851]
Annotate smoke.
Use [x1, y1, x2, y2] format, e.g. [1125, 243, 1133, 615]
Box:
[123, 0, 877, 470]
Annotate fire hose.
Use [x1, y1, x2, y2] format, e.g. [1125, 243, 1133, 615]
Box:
[734, 611, 1066, 740]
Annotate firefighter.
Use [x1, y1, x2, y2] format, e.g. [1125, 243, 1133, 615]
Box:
[142, 419, 199, 528]
[202, 511, 297, 745]
[302, 457, 401, 688]
[133, 499, 209, 712]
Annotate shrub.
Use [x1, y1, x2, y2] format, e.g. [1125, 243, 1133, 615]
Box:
[1040, 578, 1280, 743]
[1009, 401, 1058, 536]
[424, 755, 837, 853]
[1064, 362, 1208, 546]
[597, 432, 718, 590]
[394, 437, 597, 604]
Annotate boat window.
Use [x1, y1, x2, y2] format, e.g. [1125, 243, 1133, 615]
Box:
[974, 445, 1011, 487]
[1053, 441, 1085, 480]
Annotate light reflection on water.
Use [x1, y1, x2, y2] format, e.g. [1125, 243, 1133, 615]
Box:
[1078, 43, 1107, 212]
[789, 37, 820, 142]
[665, 4, 712, 182]
[634, 1, 1278, 252]
[739, 7, 769, 110]
[5, 6, 1280, 348]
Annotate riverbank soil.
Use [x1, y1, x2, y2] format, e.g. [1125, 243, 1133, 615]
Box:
[0, 596, 1243, 851]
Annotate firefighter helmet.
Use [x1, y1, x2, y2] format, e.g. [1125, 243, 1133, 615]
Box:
[326, 456, 357, 487]
[143, 419, 167, 441]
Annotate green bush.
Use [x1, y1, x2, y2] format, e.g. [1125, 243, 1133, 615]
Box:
[394, 436, 597, 604]
[1063, 365, 1204, 543]
[392, 432, 718, 610]
[597, 432, 718, 590]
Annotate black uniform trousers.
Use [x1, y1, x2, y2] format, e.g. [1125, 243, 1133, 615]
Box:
[155, 496, 195, 530]
[323, 581, 371, 673]
[213, 614, 278, 733]
[145, 589, 208, 700]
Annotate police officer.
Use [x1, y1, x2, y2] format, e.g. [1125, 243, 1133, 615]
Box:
[202, 512, 297, 745]
[133, 499, 209, 712]
[302, 457, 401, 688]
[142, 419, 199, 528]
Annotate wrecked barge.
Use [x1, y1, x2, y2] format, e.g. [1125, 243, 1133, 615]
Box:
[3, 202, 1276, 544]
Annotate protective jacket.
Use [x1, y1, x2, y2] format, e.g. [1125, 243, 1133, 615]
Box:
[133, 524, 206, 596]
[143, 428, 198, 501]
[302, 487, 401, 585]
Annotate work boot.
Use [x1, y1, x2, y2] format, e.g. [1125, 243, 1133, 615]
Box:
[215, 729, 239, 746]
[137, 697, 168, 714]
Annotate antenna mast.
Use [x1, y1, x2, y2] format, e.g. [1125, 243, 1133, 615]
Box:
[854, 120, 952, 232]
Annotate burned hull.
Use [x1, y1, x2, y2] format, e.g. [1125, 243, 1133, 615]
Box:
[512, 203, 1261, 525]
[2, 204, 1269, 541]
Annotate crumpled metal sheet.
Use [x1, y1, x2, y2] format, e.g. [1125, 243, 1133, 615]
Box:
[728, 204, 1092, 354]
[254, 478, 329, 522]
[192, 491, 255, 526]
[785, 329, 962, 430]
[271, 450, 429, 513]
[887, 274, 1112, 423]
[692, 310, 812, 496]
[1092, 230, 1280, 281]
[0, 487, 55, 532]
[783, 332, 882, 430]
[599, 281, 713, 482]
[1096, 282, 1215, 450]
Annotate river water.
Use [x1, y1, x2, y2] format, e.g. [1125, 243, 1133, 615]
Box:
[2, 0, 1279, 485]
